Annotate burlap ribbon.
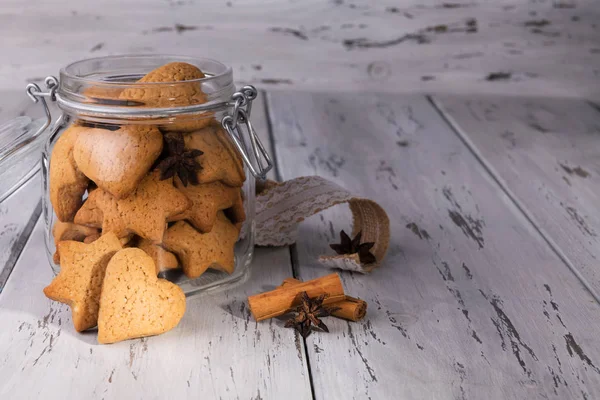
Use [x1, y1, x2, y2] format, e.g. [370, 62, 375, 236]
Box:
[255, 176, 390, 273]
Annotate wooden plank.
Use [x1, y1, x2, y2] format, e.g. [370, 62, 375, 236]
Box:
[431, 95, 600, 301]
[0, 220, 312, 400]
[0, 177, 41, 292]
[0, 89, 31, 121]
[0, 0, 598, 99]
[266, 92, 600, 399]
[0, 93, 313, 399]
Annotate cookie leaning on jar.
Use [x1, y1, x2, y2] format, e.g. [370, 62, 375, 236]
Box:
[45, 61, 247, 343]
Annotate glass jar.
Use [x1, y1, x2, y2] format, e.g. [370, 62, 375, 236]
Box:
[14, 55, 271, 297]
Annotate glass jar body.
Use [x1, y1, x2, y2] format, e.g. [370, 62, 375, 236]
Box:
[41, 55, 255, 297]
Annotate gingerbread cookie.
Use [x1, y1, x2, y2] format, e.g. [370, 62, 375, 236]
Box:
[43, 232, 122, 332]
[163, 212, 239, 278]
[75, 171, 191, 242]
[170, 180, 244, 233]
[84, 233, 134, 247]
[135, 237, 179, 274]
[225, 192, 246, 233]
[52, 221, 100, 264]
[75, 197, 103, 229]
[83, 232, 101, 244]
[73, 124, 163, 199]
[82, 85, 124, 105]
[49, 126, 90, 222]
[184, 124, 245, 187]
[97, 248, 186, 344]
[119, 62, 210, 132]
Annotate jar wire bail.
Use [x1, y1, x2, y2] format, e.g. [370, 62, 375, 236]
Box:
[221, 86, 273, 180]
[24, 76, 58, 142]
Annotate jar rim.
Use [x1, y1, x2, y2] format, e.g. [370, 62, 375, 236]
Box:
[60, 54, 233, 87]
[56, 54, 236, 122]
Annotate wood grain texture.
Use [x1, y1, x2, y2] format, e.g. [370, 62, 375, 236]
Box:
[432, 95, 600, 300]
[0, 90, 313, 399]
[0, 220, 312, 400]
[0, 89, 32, 121]
[0, 0, 599, 99]
[0, 176, 41, 292]
[266, 91, 600, 399]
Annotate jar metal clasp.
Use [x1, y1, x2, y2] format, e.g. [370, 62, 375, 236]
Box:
[24, 76, 59, 141]
[221, 86, 273, 181]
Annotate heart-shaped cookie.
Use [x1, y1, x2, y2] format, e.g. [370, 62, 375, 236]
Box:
[98, 248, 186, 344]
[73, 125, 163, 199]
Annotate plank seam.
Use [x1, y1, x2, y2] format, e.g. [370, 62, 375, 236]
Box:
[264, 91, 316, 400]
[262, 90, 283, 183]
[0, 200, 42, 293]
[428, 95, 600, 305]
[586, 100, 600, 115]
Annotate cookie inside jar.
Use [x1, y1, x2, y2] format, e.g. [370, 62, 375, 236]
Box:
[44, 56, 255, 297]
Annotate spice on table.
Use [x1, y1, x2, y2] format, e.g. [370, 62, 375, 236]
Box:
[330, 230, 376, 265]
[247, 273, 346, 321]
[284, 291, 341, 338]
[279, 278, 367, 322]
[156, 132, 203, 186]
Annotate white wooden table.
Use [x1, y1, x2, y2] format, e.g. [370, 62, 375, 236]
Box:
[1, 89, 600, 399]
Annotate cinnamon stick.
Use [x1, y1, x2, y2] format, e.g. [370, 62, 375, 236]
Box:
[248, 273, 346, 321]
[279, 278, 367, 321]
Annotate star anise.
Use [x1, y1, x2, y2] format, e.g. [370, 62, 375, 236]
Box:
[285, 291, 341, 338]
[155, 132, 203, 186]
[330, 230, 376, 265]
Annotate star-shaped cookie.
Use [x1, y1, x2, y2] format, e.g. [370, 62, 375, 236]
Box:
[43, 232, 122, 332]
[170, 179, 244, 233]
[52, 221, 100, 264]
[135, 237, 180, 274]
[163, 213, 239, 279]
[74, 171, 191, 243]
[184, 124, 246, 187]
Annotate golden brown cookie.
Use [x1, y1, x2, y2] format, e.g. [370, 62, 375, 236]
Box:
[184, 124, 245, 187]
[52, 221, 100, 264]
[82, 85, 124, 105]
[49, 126, 90, 222]
[84, 233, 134, 247]
[75, 198, 103, 229]
[43, 232, 122, 332]
[83, 232, 101, 244]
[119, 62, 210, 132]
[225, 192, 246, 232]
[74, 171, 191, 243]
[97, 248, 186, 344]
[73, 125, 163, 199]
[169, 180, 244, 233]
[163, 213, 239, 279]
[135, 237, 179, 274]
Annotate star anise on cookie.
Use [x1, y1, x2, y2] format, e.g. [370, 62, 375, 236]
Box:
[285, 291, 341, 338]
[330, 230, 377, 265]
[156, 132, 203, 186]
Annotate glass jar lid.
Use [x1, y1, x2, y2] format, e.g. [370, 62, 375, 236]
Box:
[0, 116, 47, 203]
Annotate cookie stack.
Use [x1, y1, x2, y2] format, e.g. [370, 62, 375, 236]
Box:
[44, 62, 246, 343]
